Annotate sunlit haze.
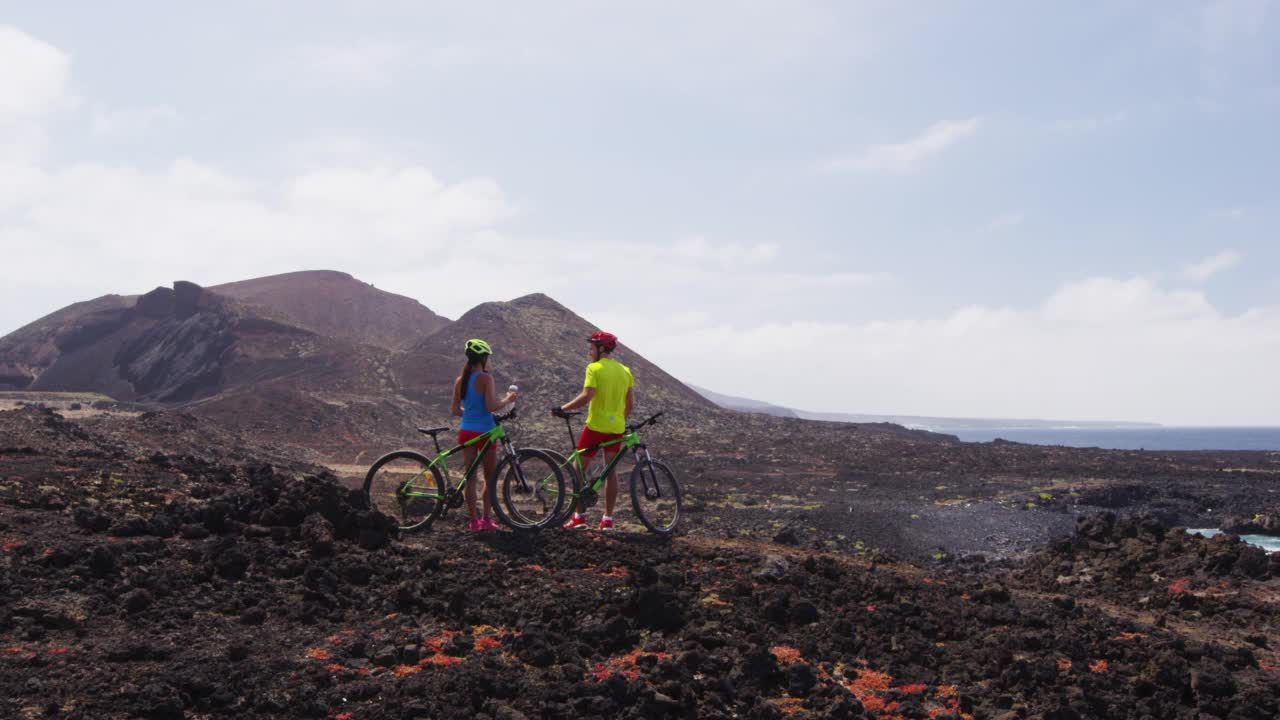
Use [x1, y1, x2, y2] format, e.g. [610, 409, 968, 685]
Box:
[2, 2, 1278, 425]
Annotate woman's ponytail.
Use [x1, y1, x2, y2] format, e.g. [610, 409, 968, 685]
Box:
[457, 351, 487, 404]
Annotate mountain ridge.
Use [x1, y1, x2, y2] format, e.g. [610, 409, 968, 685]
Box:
[692, 385, 1161, 430]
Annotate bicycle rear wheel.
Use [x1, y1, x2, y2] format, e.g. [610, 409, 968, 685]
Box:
[363, 451, 444, 531]
[490, 448, 566, 530]
[629, 459, 682, 535]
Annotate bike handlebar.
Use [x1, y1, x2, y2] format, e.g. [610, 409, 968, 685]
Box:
[626, 411, 664, 433]
[550, 408, 665, 433]
[494, 408, 517, 423]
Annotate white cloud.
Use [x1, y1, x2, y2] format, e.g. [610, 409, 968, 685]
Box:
[981, 211, 1024, 232]
[1200, 0, 1271, 55]
[1049, 110, 1128, 134]
[0, 154, 518, 325]
[0, 25, 74, 164]
[1184, 250, 1242, 281]
[90, 104, 180, 138]
[279, 40, 409, 90]
[820, 117, 981, 175]
[614, 274, 1280, 425]
[0, 25, 72, 122]
[670, 236, 778, 265]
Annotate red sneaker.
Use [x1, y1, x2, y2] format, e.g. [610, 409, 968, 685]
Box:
[563, 514, 587, 530]
[598, 516, 614, 530]
[480, 517, 500, 531]
[468, 518, 484, 532]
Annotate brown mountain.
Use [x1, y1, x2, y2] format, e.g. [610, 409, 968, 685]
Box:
[0, 274, 716, 460]
[393, 292, 714, 419]
[210, 270, 449, 351]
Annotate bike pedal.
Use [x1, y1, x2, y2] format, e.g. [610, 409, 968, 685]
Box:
[447, 494, 464, 509]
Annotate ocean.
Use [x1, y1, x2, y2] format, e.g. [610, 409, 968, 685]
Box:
[1188, 529, 1280, 553]
[946, 427, 1280, 451]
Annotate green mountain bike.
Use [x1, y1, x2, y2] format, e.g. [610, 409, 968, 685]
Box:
[532, 409, 681, 535]
[363, 408, 565, 532]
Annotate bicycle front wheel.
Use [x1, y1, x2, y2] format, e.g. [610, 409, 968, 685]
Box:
[545, 449, 582, 525]
[630, 459, 682, 535]
[490, 448, 566, 530]
[363, 450, 445, 532]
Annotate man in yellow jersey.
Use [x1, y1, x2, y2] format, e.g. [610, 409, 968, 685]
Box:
[555, 331, 634, 530]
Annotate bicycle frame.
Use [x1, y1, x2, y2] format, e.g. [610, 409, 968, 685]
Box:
[551, 412, 661, 502]
[403, 424, 510, 502]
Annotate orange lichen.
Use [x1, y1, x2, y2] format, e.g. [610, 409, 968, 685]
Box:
[47, 646, 70, 655]
[894, 683, 928, 694]
[594, 565, 630, 579]
[845, 667, 895, 712]
[1167, 578, 1192, 594]
[1056, 658, 1072, 671]
[325, 663, 347, 674]
[1113, 632, 1146, 641]
[306, 647, 332, 661]
[770, 646, 803, 665]
[523, 564, 547, 572]
[922, 578, 946, 586]
[393, 664, 422, 677]
[590, 649, 672, 682]
[849, 669, 892, 692]
[422, 630, 461, 653]
[861, 696, 887, 712]
[474, 636, 503, 652]
[418, 654, 463, 667]
[770, 697, 806, 715]
[1089, 660, 1108, 674]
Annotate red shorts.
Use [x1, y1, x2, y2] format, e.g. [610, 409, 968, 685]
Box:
[458, 430, 492, 447]
[577, 427, 625, 460]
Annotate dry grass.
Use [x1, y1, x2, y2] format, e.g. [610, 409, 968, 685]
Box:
[0, 392, 138, 420]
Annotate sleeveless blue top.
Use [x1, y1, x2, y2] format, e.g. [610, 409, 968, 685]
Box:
[460, 373, 496, 432]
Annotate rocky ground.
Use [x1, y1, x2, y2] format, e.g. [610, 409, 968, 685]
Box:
[2, 406, 1278, 719]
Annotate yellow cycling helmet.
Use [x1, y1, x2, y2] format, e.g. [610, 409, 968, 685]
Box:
[464, 338, 492, 355]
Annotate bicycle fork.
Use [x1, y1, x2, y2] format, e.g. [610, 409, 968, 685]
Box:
[633, 446, 663, 501]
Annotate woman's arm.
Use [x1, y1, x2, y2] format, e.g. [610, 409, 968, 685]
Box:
[450, 378, 463, 417]
[478, 373, 517, 412]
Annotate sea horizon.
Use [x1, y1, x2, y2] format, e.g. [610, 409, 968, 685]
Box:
[944, 426, 1280, 451]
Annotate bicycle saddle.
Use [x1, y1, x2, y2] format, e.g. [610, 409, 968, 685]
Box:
[416, 426, 450, 437]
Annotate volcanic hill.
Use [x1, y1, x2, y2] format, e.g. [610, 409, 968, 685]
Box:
[0, 272, 719, 461]
[209, 270, 449, 352]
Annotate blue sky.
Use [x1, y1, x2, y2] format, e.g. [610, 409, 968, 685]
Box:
[1, 2, 1277, 424]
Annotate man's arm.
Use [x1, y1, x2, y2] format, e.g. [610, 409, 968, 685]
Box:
[624, 386, 634, 419]
[561, 387, 595, 412]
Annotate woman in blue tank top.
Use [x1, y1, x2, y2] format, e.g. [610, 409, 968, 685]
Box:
[450, 338, 517, 531]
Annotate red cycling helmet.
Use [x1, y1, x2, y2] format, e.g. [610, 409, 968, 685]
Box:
[589, 331, 618, 351]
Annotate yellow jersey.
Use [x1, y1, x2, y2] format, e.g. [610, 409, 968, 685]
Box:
[583, 357, 634, 434]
